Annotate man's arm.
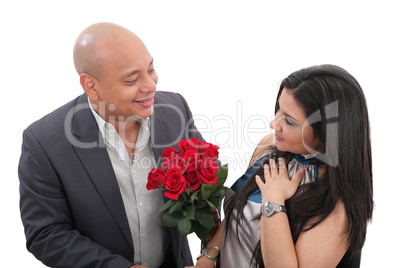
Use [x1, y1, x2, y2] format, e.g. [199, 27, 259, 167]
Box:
[177, 93, 205, 143]
[18, 128, 133, 268]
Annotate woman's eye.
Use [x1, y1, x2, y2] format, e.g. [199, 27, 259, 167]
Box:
[285, 116, 295, 125]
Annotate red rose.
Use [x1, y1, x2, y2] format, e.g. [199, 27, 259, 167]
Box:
[200, 142, 219, 161]
[185, 165, 201, 191]
[146, 168, 167, 190]
[164, 166, 187, 200]
[162, 147, 175, 159]
[199, 160, 219, 184]
[146, 178, 159, 191]
[161, 147, 175, 167]
[162, 147, 184, 169]
[178, 137, 203, 153]
[183, 149, 200, 170]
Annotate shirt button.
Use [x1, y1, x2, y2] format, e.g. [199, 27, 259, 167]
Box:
[132, 169, 136, 174]
[139, 202, 144, 207]
[141, 233, 146, 237]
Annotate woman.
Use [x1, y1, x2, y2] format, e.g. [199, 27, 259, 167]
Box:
[188, 64, 373, 267]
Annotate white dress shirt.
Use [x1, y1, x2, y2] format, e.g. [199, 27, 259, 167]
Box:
[88, 98, 170, 267]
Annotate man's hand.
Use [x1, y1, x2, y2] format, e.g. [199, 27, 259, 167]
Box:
[129, 265, 148, 268]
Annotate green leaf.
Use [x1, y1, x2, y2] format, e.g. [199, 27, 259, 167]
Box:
[212, 186, 229, 200]
[178, 217, 192, 235]
[190, 189, 200, 203]
[215, 164, 229, 187]
[185, 204, 196, 220]
[159, 199, 175, 213]
[181, 191, 189, 202]
[201, 184, 211, 200]
[205, 199, 217, 210]
[161, 212, 179, 227]
[169, 199, 184, 214]
[195, 200, 207, 209]
[209, 197, 220, 208]
[195, 205, 215, 229]
[207, 164, 228, 194]
[185, 188, 191, 194]
[191, 220, 210, 245]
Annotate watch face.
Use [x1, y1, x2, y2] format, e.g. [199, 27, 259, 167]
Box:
[262, 201, 274, 216]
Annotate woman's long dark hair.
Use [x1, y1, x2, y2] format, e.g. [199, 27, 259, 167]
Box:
[224, 64, 373, 267]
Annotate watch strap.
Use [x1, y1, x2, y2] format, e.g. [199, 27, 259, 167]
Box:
[261, 201, 287, 216]
[276, 203, 287, 213]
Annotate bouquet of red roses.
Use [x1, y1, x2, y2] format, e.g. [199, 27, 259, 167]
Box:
[146, 137, 228, 249]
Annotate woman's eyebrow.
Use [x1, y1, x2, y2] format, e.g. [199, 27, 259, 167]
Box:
[284, 112, 300, 123]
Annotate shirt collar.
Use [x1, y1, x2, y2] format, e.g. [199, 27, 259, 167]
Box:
[87, 96, 151, 143]
[88, 96, 107, 138]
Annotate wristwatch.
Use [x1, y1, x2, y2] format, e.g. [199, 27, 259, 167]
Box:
[260, 201, 287, 217]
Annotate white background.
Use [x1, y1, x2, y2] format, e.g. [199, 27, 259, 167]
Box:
[1, 0, 401, 266]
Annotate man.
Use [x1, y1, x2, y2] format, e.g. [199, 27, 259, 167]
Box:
[18, 22, 204, 268]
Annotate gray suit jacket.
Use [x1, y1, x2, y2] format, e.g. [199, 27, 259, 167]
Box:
[18, 91, 204, 268]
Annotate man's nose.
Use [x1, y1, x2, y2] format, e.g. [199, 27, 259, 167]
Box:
[139, 74, 158, 93]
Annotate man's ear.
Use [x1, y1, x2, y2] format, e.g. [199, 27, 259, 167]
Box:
[80, 73, 99, 101]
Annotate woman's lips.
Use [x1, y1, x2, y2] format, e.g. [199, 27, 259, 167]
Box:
[275, 133, 285, 141]
[133, 97, 154, 107]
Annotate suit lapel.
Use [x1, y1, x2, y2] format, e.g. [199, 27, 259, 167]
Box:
[150, 105, 167, 167]
[150, 103, 181, 167]
[71, 94, 133, 248]
[151, 95, 193, 266]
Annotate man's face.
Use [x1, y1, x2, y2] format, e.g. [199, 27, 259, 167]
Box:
[94, 36, 158, 122]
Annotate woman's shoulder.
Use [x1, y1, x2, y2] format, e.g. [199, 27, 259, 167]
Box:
[248, 133, 275, 169]
[258, 133, 275, 147]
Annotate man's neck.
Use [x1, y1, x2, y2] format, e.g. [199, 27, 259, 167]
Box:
[88, 98, 144, 158]
[110, 118, 142, 145]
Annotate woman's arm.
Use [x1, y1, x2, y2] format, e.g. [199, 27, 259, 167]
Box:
[256, 159, 349, 267]
[294, 201, 348, 267]
[187, 134, 274, 268]
[185, 219, 226, 268]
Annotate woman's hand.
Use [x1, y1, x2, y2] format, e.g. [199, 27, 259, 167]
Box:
[185, 260, 213, 268]
[255, 158, 305, 204]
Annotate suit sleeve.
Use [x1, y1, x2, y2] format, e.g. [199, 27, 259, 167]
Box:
[177, 93, 205, 143]
[18, 129, 133, 268]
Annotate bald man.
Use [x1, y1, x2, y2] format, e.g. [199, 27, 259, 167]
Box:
[18, 23, 204, 268]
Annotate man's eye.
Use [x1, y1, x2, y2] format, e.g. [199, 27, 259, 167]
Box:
[126, 78, 139, 84]
[148, 69, 155, 74]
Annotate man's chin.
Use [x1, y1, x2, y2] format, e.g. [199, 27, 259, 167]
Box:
[135, 105, 154, 119]
[144, 105, 154, 118]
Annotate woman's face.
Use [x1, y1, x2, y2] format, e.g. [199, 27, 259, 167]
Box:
[270, 88, 321, 154]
